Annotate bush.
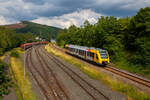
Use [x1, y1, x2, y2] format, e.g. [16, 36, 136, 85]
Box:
[10, 50, 19, 58]
[0, 61, 12, 99]
[0, 48, 4, 56]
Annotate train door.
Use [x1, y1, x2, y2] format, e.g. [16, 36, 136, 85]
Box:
[94, 53, 99, 63]
[84, 51, 87, 59]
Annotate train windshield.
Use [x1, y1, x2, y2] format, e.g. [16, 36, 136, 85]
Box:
[99, 50, 108, 59]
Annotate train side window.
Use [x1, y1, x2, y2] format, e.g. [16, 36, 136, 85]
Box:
[90, 52, 92, 57]
[85, 51, 86, 55]
[83, 51, 85, 56]
[87, 52, 90, 56]
[81, 50, 84, 55]
[90, 53, 94, 57]
[96, 54, 98, 59]
[76, 49, 78, 53]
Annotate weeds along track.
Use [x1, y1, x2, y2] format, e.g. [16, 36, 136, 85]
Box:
[105, 66, 150, 88]
[40, 47, 110, 100]
[26, 47, 70, 100]
[51, 44, 150, 89]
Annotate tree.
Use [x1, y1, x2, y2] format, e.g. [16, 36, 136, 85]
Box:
[127, 7, 150, 66]
[56, 6, 150, 66]
[0, 61, 11, 100]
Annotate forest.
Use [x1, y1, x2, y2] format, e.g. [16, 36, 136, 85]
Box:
[0, 27, 34, 99]
[56, 7, 150, 74]
[0, 27, 35, 56]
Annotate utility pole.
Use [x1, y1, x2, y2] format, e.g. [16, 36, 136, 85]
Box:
[24, 44, 26, 79]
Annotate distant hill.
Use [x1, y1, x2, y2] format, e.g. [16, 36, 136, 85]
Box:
[4, 21, 62, 41]
[4, 23, 26, 29]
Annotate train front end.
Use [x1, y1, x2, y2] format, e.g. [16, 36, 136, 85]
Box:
[98, 50, 110, 65]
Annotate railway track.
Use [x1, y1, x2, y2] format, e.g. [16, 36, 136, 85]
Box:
[105, 66, 150, 88]
[26, 49, 50, 100]
[51, 44, 150, 89]
[26, 47, 70, 100]
[35, 47, 70, 100]
[40, 47, 110, 100]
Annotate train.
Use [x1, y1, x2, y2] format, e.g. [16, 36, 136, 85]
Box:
[65, 44, 110, 65]
[20, 41, 49, 50]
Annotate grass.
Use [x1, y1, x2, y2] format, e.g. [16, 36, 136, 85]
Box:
[45, 44, 150, 100]
[113, 59, 150, 78]
[10, 50, 20, 58]
[10, 52, 37, 100]
[0, 48, 23, 61]
[0, 55, 5, 60]
[0, 51, 10, 60]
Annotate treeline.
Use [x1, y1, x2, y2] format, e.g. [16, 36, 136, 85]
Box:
[0, 61, 11, 100]
[0, 26, 35, 99]
[0, 26, 34, 56]
[57, 7, 150, 67]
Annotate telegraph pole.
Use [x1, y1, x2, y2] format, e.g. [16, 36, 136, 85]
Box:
[24, 44, 26, 79]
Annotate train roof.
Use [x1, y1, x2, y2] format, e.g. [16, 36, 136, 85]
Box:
[67, 44, 105, 51]
[21, 43, 33, 46]
[68, 44, 88, 51]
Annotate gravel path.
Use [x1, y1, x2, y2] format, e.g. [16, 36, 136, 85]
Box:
[2, 55, 18, 100]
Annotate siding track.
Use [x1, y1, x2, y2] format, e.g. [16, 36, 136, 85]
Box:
[26, 47, 70, 100]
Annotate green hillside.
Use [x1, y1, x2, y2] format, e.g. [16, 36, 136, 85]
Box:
[12, 21, 61, 41]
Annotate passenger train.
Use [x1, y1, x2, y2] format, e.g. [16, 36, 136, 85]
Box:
[65, 44, 110, 65]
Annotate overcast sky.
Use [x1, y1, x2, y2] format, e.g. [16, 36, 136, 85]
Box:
[0, 0, 150, 28]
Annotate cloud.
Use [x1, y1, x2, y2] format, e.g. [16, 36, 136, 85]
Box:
[0, 16, 16, 25]
[0, 0, 150, 26]
[32, 9, 104, 28]
[120, 0, 150, 10]
[0, 0, 55, 20]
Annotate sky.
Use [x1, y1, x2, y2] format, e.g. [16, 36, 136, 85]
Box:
[0, 0, 150, 28]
